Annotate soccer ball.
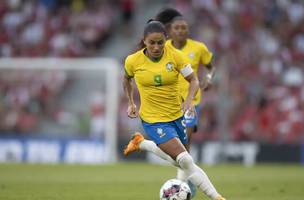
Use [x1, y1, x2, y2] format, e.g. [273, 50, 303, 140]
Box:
[159, 179, 191, 200]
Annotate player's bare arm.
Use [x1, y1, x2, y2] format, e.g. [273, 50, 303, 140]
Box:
[123, 75, 138, 118]
[183, 72, 199, 114]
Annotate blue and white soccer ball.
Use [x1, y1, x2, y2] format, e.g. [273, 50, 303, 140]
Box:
[159, 179, 191, 200]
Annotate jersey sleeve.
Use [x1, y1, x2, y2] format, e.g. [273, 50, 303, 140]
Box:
[200, 43, 213, 65]
[173, 49, 193, 78]
[124, 55, 134, 78]
[174, 49, 190, 71]
[176, 51, 193, 77]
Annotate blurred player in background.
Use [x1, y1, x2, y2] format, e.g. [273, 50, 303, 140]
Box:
[156, 8, 215, 147]
[123, 20, 225, 200]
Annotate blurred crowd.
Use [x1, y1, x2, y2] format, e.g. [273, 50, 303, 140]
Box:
[0, 0, 116, 133]
[0, 70, 68, 133]
[169, 0, 304, 144]
[0, 0, 115, 57]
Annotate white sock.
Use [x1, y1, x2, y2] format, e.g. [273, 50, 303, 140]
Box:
[176, 151, 220, 200]
[139, 140, 188, 182]
[177, 168, 187, 181]
[139, 139, 178, 166]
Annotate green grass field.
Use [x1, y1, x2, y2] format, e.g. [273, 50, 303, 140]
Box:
[0, 163, 303, 200]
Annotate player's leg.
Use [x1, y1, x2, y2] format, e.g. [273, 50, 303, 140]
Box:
[158, 139, 224, 200]
[139, 138, 178, 166]
[174, 116, 196, 197]
[176, 151, 225, 200]
[179, 127, 196, 198]
[179, 105, 200, 196]
[169, 118, 225, 200]
[124, 133, 178, 166]
[124, 119, 225, 200]
[182, 104, 200, 150]
[139, 120, 188, 166]
[123, 132, 190, 186]
[123, 118, 196, 197]
[123, 121, 179, 166]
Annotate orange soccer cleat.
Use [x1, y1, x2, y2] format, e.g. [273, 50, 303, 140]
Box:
[123, 132, 144, 156]
[215, 196, 226, 200]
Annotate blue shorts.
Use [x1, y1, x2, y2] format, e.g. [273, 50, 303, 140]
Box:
[183, 105, 201, 128]
[142, 117, 188, 145]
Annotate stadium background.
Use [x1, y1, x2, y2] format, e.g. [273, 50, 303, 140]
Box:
[0, 0, 304, 200]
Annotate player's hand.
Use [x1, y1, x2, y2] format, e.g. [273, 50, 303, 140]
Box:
[200, 79, 212, 91]
[181, 100, 194, 115]
[201, 72, 213, 91]
[127, 103, 138, 118]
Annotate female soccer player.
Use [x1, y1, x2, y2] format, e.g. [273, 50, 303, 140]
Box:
[125, 8, 219, 199]
[123, 20, 225, 200]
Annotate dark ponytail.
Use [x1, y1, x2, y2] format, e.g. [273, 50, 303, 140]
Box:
[137, 40, 145, 50]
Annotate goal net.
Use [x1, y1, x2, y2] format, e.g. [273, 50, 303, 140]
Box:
[0, 58, 119, 164]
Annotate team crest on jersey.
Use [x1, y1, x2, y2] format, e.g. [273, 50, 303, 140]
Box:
[165, 62, 174, 72]
[189, 52, 195, 59]
[157, 128, 166, 138]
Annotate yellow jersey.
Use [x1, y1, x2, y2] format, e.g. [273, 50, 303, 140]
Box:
[166, 39, 213, 105]
[124, 45, 191, 123]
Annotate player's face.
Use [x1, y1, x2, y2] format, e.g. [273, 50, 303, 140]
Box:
[144, 32, 166, 59]
[170, 20, 189, 43]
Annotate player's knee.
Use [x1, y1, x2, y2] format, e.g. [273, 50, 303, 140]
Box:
[176, 151, 194, 171]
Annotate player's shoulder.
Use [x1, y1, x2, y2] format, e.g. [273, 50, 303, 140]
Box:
[166, 46, 186, 64]
[165, 40, 177, 53]
[187, 38, 208, 49]
[125, 49, 144, 64]
[165, 43, 183, 56]
[164, 45, 189, 67]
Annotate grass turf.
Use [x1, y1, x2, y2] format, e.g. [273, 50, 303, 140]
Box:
[0, 163, 303, 200]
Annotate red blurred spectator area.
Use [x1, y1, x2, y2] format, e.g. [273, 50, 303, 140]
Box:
[0, 0, 116, 134]
[168, 0, 304, 144]
[0, 69, 68, 133]
[0, 0, 114, 57]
